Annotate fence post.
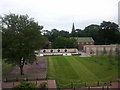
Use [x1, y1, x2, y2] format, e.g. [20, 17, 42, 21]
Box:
[74, 87, 75, 90]
[36, 81, 37, 86]
[13, 82, 14, 87]
[16, 77, 18, 81]
[107, 86, 109, 90]
[71, 82, 74, 88]
[85, 82, 87, 87]
[58, 88, 60, 90]
[97, 81, 99, 86]
[6, 77, 7, 82]
[26, 77, 28, 81]
[104, 82, 106, 86]
[36, 77, 38, 80]
[109, 81, 112, 86]
[88, 86, 90, 90]
[102, 86, 104, 90]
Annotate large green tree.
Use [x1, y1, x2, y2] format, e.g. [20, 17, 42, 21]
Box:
[1, 14, 48, 75]
[52, 36, 76, 48]
[59, 30, 69, 38]
[43, 29, 70, 42]
[99, 21, 119, 44]
[70, 29, 84, 37]
[83, 24, 100, 44]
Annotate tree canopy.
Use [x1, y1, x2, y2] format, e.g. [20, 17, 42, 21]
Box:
[99, 21, 119, 44]
[1, 14, 48, 75]
[52, 36, 77, 48]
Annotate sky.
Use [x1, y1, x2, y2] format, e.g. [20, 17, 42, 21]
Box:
[0, 0, 119, 32]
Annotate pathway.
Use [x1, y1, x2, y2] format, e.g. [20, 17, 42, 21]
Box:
[80, 52, 91, 57]
[2, 57, 47, 81]
[47, 80, 57, 88]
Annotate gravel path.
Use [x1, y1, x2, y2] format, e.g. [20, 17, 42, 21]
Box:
[2, 57, 47, 81]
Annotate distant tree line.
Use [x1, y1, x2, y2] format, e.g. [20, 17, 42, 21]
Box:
[43, 21, 120, 48]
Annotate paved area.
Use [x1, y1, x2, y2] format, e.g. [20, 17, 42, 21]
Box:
[80, 52, 91, 57]
[2, 57, 47, 81]
[47, 80, 56, 88]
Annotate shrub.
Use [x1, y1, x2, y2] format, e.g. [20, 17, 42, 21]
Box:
[13, 82, 37, 90]
[39, 82, 47, 88]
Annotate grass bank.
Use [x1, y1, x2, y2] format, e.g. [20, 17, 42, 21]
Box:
[47, 56, 119, 88]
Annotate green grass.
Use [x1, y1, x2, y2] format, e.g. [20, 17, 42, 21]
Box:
[47, 56, 119, 88]
[2, 60, 14, 74]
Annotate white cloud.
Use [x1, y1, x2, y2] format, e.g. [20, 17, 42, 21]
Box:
[0, 0, 119, 31]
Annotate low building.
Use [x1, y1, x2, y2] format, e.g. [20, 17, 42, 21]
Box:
[72, 37, 94, 50]
[39, 48, 78, 53]
[83, 45, 120, 56]
[35, 48, 80, 56]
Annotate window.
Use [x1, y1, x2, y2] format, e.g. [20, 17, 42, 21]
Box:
[65, 49, 67, 52]
[51, 50, 53, 52]
[58, 49, 60, 52]
[43, 50, 46, 53]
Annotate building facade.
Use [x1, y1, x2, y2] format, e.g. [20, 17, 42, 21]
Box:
[83, 45, 120, 56]
[72, 37, 94, 50]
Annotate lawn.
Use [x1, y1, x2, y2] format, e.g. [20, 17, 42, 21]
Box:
[47, 56, 119, 88]
[2, 60, 14, 74]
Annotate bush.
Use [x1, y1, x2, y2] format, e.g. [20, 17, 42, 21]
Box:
[13, 82, 37, 90]
[39, 82, 47, 88]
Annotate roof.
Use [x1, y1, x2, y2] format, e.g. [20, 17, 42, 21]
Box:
[72, 37, 94, 42]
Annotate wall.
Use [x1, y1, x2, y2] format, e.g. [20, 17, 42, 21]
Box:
[38, 48, 79, 53]
[83, 45, 120, 56]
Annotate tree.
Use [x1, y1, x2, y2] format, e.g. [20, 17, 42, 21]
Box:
[50, 29, 60, 41]
[59, 30, 69, 37]
[52, 36, 76, 48]
[83, 24, 100, 44]
[99, 21, 119, 44]
[70, 29, 84, 37]
[43, 29, 70, 42]
[1, 14, 48, 75]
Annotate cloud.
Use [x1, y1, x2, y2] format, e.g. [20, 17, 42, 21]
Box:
[0, 0, 119, 31]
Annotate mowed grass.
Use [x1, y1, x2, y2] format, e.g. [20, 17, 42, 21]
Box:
[47, 56, 119, 87]
[2, 60, 14, 74]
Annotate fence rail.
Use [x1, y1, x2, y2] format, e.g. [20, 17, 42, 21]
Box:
[56, 80, 112, 88]
[48, 77, 112, 88]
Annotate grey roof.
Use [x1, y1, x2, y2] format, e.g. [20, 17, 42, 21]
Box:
[72, 37, 94, 42]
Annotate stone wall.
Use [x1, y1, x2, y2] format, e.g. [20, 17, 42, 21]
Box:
[38, 48, 78, 53]
[83, 45, 120, 56]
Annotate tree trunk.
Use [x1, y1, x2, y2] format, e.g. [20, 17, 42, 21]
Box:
[20, 66, 24, 75]
[19, 57, 25, 75]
